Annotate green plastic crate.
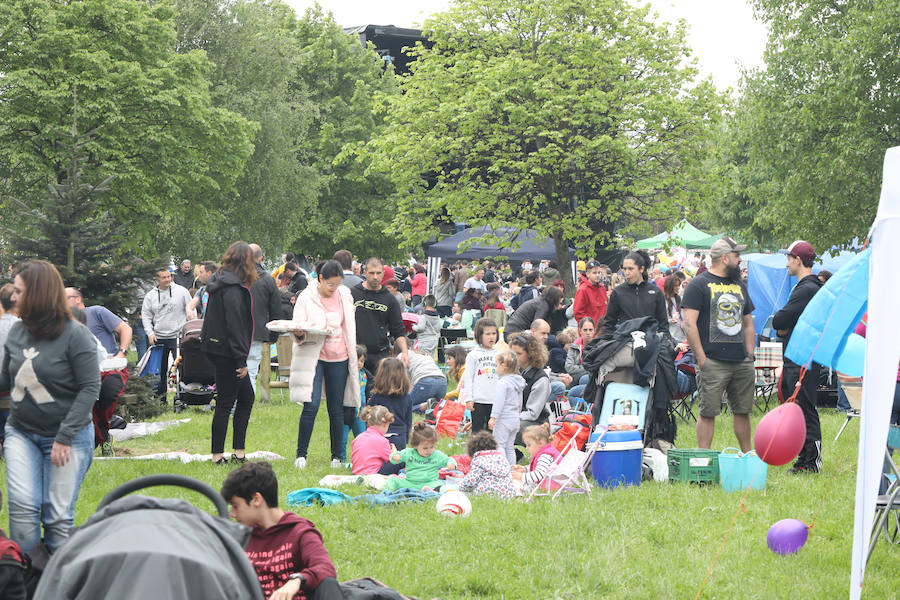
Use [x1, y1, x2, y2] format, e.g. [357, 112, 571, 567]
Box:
[668, 449, 720, 484]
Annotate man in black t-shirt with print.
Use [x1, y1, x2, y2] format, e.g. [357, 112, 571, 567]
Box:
[682, 237, 756, 452]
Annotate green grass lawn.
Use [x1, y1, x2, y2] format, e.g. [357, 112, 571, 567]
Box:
[2, 396, 896, 599]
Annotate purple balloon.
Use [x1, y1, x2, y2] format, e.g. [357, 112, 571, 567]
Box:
[767, 518, 809, 555]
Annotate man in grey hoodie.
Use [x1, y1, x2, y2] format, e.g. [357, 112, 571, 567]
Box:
[141, 268, 192, 399]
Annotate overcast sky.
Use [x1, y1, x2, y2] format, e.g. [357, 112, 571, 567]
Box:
[284, 0, 769, 92]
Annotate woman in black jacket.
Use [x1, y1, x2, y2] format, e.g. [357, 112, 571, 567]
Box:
[504, 285, 564, 339]
[603, 250, 668, 338]
[202, 241, 257, 465]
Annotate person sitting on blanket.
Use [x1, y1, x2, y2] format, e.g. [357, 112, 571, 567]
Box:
[459, 431, 516, 499]
[383, 422, 455, 491]
[350, 405, 396, 475]
[221, 461, 342, 600]
[511, 423, 560, 491]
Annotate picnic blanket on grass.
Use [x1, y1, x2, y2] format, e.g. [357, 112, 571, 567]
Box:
[95, 450, 284, 463]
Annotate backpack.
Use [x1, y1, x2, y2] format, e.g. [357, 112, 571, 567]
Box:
[0, 530, 27, 600]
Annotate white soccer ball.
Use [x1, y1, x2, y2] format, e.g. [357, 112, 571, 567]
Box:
[435, 490, 472, 517]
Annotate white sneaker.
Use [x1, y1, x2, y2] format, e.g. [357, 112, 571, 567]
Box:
[294, 457, 307, 470]
[330, 458, 343, 469]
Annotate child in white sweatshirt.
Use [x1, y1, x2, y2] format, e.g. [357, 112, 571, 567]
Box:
[488, 351, 525, 467]
[462, 317, 499, 433]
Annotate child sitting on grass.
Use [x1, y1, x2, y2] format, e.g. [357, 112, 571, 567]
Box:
[221, 461, 341, 600]
[512, 423, 560, 490]
[350, 405, 396, 475]
[459, 431, 516, 499]
[368, 358, 413, 450]
[488, 351, 524, 467]
[384, 422, 456, 491]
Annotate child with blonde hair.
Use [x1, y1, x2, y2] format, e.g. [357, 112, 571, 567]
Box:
[488, 351, 524, 467]
[384, 422, 456, 491]
[350, 405, 396, 475]
[512, 423, 560, 490]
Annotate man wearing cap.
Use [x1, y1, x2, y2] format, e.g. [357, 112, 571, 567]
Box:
[682, 237, 756, 452]
[772, 240, 824, 473]
[573, 260, 608, 326]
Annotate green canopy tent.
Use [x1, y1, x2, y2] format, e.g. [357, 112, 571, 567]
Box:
[636, 220, 720, 250]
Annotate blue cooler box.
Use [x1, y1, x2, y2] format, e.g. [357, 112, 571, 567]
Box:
[591, 429, 643, 489]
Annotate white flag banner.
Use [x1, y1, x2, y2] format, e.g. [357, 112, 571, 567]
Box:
[850, 146, 900, 598]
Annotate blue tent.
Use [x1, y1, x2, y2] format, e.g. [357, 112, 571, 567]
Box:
[744, 251, 858, 335]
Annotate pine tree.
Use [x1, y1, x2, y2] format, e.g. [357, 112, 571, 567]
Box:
[3, 86, 161, 318]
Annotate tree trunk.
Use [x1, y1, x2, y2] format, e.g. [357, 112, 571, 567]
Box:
[552, 229, 575, 298]
[67, 240, 75, 272]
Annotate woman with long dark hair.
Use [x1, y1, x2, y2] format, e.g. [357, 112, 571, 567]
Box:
[1, 261, 100, 553]
[603, 249, 668, 336]
[292, 260, 359, 470]
[202, 241, 258, 465]
[504, 285, 564, 338]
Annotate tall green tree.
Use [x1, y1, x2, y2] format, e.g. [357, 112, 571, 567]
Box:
[3, 89, 161, 319]
[0, 0, 255, 254]
[173, 0, 319, 257]
[287, 6, 401, 260]
[719, 0, 900, 250]
[372, 0, 723, 288]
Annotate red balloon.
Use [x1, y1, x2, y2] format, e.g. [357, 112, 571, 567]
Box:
[753, 402, 806, 466]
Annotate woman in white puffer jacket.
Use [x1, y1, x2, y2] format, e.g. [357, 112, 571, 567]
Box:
[290, 260, 359, 470]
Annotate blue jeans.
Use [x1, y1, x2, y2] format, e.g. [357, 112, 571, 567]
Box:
[246, 340, 264, 394]
[550, 380, 566, 400]
[297, 360, 348, 460]
[410, 377, 448, 414]
[340, 407, 366, 462]
[133, 320, 149, 361]
[836, 379, 851, 412]
[5, 423, 94, 554]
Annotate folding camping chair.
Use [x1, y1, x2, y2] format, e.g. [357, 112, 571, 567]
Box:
[867, 426, 900, 564]
[525, 435, 598, 502]
[672, 363, 698, 422]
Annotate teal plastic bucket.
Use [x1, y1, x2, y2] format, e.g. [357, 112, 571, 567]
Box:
[718, 448, 767, 492]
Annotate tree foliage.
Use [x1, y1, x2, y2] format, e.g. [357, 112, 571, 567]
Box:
[286, 6, 401, 260]
[173, 0, 319, 257]
[371, 0, 723, 288]
[3, 90, 161, 319]
[706, 0, 900, 250]
[0, 0, 255, 254]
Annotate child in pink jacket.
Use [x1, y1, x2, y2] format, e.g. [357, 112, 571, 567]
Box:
[350, 406, 395, 475]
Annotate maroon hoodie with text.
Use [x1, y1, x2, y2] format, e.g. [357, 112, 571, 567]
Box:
[245, 512, 336, 600]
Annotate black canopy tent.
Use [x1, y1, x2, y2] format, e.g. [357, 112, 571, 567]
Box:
[425, 226, 575, 292]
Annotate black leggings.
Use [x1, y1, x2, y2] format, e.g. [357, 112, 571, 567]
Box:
[471, 403, 493, 433]
[211, 355, 255, 454]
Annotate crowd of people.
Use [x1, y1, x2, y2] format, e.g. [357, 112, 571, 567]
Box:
[0, 236, 852, 599]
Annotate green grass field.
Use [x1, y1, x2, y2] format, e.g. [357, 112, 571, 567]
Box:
[2, 394, 896, 599]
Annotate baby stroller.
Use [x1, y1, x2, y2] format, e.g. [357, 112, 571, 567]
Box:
[174, 319, 216, 412]
[34, 474, 264, 599]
